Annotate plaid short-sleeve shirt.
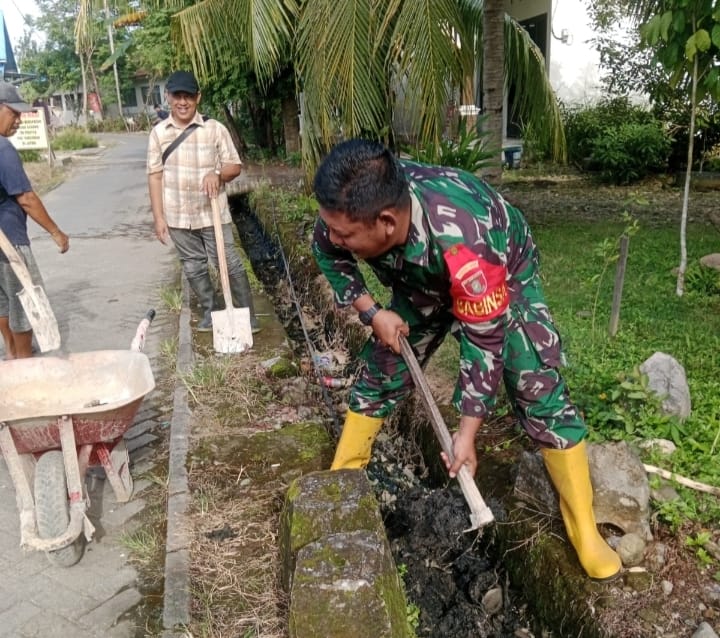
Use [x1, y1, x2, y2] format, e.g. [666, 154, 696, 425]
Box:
[147, 112, 241, 229]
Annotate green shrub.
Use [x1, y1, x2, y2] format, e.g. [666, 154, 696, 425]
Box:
[51, 127, 99, 151]
[590, 122, 671, 184]
[563, 97, 660, 167]
[406, 118, 496, 173]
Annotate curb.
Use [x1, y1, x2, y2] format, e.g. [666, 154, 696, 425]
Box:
[162, 279, 193, 636]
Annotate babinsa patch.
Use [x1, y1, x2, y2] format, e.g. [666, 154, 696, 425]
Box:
[444, 244, 509, 322]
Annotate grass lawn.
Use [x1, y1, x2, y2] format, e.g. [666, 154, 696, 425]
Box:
[535, 216, 720, 509]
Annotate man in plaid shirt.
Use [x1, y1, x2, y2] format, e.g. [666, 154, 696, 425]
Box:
[147, 70, 259, 333]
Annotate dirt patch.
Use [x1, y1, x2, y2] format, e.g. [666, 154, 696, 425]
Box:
[499, 172, 720, 230]
[385, 487, 531, 637]
[24, 160, 70, 195]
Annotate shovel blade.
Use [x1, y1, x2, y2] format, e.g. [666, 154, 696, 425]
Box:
[212, 306, 253, 354]
[17, 286, 60, 352]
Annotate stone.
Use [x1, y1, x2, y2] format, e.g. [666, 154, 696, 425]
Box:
[651, 484, 681, 503]
[290, 530, 410, 638]
[587, 441, 653, 541]
[514, 442, 652, 541]
[639, 352, 692, 420]
[637, 438, 677, 455]
[645, 542, 668, 572]
[513, 451, 560, 516]
[617, 532, 646, 567]
[482, 587, 504, 615]
[691, 621, 720, 638]
[699, 253, 720, 270]
[279, 470, 386, 591]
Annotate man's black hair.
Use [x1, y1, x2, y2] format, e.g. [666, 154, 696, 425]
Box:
[313, 139, 410, 224]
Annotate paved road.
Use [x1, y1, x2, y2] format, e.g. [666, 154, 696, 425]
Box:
[0, 133, 177, 637]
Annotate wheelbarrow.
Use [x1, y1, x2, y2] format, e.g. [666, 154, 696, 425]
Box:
[0, 310, 156, 567]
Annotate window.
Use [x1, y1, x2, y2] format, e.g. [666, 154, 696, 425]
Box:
[141, 85, 162, 107]
[122, 88, 138, 107]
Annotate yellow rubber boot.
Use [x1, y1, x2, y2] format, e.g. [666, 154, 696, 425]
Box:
[330, 411, 384, 470]
[541, 440, 622, 581]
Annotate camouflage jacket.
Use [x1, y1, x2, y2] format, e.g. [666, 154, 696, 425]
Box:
[312, 161, 563, 417]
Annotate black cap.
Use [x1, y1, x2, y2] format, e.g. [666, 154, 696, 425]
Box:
[0, 82, 33, 112]
[166, 71, 199, 95]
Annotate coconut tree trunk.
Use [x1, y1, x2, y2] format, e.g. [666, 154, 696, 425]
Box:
[104, 0, 127, 130]
[481, 0, 505, 183]
[79, 52, 89, 130]
[282, 94, 300, 154]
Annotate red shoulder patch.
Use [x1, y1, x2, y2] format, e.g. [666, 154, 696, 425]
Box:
[444, 244, 509, 322]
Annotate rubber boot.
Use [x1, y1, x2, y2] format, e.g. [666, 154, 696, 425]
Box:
[186, 274, 216, 332]
[229, 271, 261, 334]
[330, 410, 384, 470]
[541, 440, 622, 581]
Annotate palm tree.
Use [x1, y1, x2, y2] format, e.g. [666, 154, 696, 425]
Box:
[75, 0, 131, 126]
[168, 0, 565, 179]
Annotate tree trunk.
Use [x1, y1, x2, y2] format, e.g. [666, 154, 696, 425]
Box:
[79, 53, 89, 131]
[481, 0, 505, 184]
[677, 55, 698, 297]
[222, 104, 247, 154]
[104, 0, 126, 130]
[281, 94, 300, 155]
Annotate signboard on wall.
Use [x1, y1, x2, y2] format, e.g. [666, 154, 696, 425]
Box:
[9, 109, 49, 151]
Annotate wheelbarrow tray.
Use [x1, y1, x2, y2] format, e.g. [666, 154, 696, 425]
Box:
[0, 350, 155, 455]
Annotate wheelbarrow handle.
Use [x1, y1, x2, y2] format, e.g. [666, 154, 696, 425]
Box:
[130, 309, 156, 352]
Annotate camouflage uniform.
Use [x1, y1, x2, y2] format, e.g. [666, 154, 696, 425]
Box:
[312, 161, 586, 448]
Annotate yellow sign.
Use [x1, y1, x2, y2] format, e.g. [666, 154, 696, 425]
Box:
[9, 109, 49, 151]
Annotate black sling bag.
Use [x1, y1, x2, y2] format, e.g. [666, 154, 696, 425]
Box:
[161, 123, 200, 165]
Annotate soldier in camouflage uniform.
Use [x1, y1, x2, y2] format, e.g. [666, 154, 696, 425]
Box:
[311, 139, 621, 581]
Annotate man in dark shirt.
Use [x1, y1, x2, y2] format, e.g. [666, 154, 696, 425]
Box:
[0, 82, 69, 358]
[153, 103, 169, 122]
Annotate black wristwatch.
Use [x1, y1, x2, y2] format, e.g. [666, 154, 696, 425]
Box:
[359, 303, 382, 326]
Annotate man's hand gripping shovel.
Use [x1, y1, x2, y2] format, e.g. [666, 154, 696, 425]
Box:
[398, 335, 494, 531]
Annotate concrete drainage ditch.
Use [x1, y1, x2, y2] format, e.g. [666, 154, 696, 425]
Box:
[228, 190, 610, 638]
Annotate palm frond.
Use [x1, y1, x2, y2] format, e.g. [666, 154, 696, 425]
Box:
[297, 0, 387, 148]
[74, 0, 94, 52]
[388, 0, 466, 146]
[172, 0, 298, 85]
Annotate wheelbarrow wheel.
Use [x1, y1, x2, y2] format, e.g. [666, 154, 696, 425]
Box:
[34, 451, 85, 567]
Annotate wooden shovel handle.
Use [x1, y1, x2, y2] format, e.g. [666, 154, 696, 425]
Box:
[399, 335, 494, 528]
[210, 197, 234, 310]
[0, 228, 35, 290]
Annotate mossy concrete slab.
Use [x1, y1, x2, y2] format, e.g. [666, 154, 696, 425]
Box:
[290, 529, 411, 638]
[280, 469, 384, 589]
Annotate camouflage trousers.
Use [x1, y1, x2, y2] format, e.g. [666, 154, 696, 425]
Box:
[348, 307, 587, 449]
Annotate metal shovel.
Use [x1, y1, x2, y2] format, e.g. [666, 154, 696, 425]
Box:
[0, 228, 60, 352]
[209, 197, 252, 354]
[399, 334, 494, 530]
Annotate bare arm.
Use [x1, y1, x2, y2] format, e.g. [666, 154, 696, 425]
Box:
[15, 191, 69, 253]
[202, 163, 242, 199]
[148, 171, 169, 244]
